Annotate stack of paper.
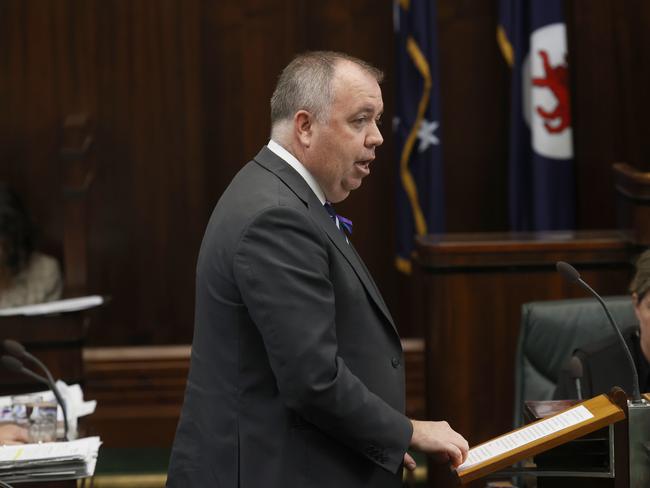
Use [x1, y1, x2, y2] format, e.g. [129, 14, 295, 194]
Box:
[0, 437, 101, 482]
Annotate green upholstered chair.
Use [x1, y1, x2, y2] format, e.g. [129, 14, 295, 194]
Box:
[513, 296, 636, 427]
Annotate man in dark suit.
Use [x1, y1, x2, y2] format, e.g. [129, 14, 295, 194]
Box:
[167, 51, 468, 488]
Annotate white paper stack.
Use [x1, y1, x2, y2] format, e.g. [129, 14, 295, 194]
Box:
[0, 436, 101, 482]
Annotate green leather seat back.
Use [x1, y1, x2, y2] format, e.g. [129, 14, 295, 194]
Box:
[513, 296, 636, 427]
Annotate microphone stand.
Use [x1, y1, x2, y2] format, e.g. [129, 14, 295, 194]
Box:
[576, 278, 641, 403]
[556, 261, 642, 404]
[568, 356, 583, 401]
[556, 261, 650, 486]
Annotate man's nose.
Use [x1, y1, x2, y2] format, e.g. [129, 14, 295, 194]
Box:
[366, 121, 384, 147]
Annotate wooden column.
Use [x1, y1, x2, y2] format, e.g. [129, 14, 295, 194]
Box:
[60, 113, 94, 297]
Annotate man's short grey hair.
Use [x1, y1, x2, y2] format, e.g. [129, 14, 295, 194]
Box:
[270, 51, 383, 136]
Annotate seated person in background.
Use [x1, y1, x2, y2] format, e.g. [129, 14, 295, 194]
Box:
[0, 424, 28, 445]
[554, 249, 650, 399]
[0, 184, 62, 308]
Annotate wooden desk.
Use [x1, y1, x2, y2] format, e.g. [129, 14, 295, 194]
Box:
[82, 340, 426, 448]
[0, 313, 87, 394]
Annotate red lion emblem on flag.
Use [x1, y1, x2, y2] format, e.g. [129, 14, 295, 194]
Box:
[532, 50, 571, 134]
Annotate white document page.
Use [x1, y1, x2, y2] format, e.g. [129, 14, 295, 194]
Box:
[457, 405, 594, 472]
[0, 436, 101, 466]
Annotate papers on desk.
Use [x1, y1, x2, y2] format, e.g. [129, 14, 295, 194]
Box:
[457, 405, 594, 472]
[0, 295, 105, 316]
[0, 436, 101, 482]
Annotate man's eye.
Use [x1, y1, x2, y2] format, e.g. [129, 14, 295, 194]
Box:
[375, 118, 383, 126]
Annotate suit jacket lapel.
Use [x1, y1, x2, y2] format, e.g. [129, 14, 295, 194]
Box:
[254, 147, 397, 334]
[309, 201, 397, 334]
[348, 241, 395, 325]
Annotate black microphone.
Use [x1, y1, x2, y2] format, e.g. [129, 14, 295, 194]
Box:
[1, 355, 47, 382]
[556, 261, 642, 403]
[1, 351, 70, 440]
[3, 340, 56, 387]
[568, 355, 584, 401]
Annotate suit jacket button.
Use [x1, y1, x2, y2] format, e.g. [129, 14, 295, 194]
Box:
[391, 357, 400, 368]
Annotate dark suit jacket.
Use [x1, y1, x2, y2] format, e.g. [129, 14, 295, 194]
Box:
[553, 326, 643, 400]
[167, 147, 412, 487]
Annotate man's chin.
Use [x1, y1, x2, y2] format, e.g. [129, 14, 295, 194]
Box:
[327, 187, 353, 203]
[346, 181, 364, 193]
[328, 178, 367, 202]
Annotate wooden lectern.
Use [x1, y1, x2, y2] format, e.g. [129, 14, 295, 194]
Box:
[414, 231, 634, 451]
[456, 390, 629, 487]
[452, 388, 650, 488]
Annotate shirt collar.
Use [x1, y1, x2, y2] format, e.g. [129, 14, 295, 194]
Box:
[267, 140, 326, 205]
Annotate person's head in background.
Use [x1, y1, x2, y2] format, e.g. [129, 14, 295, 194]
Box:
[631, 249, 650, 360]
[0, 184, 34, 287]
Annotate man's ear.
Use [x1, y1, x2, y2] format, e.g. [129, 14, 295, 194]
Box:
[294, 110, 313, 147]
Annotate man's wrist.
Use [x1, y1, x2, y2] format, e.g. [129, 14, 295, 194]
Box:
[409, 418, 421, 449]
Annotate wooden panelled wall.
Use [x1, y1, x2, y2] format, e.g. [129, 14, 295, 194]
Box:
[0, 1, 649, 345]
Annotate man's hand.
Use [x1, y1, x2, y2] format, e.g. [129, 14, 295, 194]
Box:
[0, 424, 29, 445]
[409, 419, 469, 468]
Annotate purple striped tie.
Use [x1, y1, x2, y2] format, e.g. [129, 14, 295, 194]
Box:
[324, 202, 353, 237]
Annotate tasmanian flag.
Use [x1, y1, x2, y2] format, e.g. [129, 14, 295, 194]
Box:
[498, 0, 575, 231]
[394, 0, 445, 274]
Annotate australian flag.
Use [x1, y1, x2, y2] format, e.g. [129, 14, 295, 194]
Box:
[394, 0, 445, 274]
[499, 0, 575, 231]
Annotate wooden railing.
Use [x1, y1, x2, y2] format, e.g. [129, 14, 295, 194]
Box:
[83, 339, 425, 447]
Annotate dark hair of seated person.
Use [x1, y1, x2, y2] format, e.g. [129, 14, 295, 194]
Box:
[0, 183, 35, 279]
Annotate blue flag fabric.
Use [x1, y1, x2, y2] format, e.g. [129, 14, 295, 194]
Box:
[498, 0, 576, 231]
[394, 0, 445, 274]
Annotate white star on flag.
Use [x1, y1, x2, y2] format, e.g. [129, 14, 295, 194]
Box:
[417, 119, 440, 153]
